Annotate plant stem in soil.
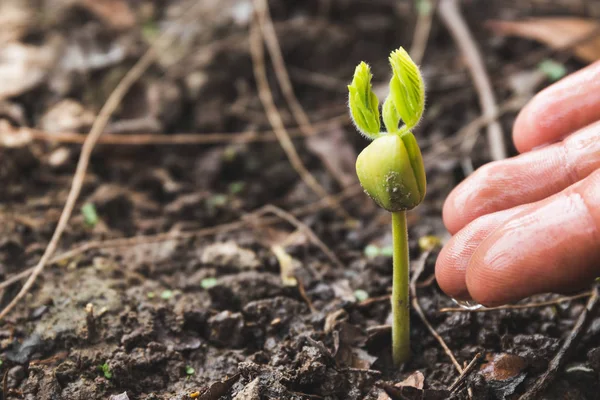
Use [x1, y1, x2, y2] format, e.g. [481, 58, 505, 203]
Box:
[391, 210, 410, 365]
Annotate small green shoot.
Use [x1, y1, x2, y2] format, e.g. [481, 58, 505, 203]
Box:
[364, 244, 380, 258]
[538, 59, 567, 82]
[185, 365, 195, 376]
[81, 203, 99, 227]
[200, 277, 218, 289]
[160, 290, 174, 300]
[364, 244, 394, 258]
[98, 362, 112, 379]
[349, 47, 427, 366]
[354, 289, 369, 302]
[228, 181, 245, 195]
[147, 291, 156, 299]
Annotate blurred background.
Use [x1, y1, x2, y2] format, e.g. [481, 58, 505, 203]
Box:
[0, 0, 599, 398]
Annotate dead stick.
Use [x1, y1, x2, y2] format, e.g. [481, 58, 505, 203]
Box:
[440, 291, 593, 313]
[439, 0, 507, 161]
[249, 8, 352, 221]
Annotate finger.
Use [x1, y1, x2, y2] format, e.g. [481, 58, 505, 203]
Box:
[435, 205, 527, 300]
[513, 60, 600, 153]
[465, 169, 600, 306]
[443, 121, 600, 234]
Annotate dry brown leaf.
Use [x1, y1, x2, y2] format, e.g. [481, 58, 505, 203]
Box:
[397, 371, 425, 390]
[0, 43, 56, 100]
[81, 0, 136, 30]
[487, 18, 600, 62]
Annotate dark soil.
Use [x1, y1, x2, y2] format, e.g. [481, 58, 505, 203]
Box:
[1, 0, 599, 399]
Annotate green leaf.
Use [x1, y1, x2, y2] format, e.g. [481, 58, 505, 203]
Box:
[160, 289, 174, 300]
[185, 365, 195, 375]
[81, 203, 98, 227]
[228, 181, 245, 194]
[538, 59, 567, 82]
[388, 47, 425, 130]
[348, 62, 381, 139]
[382, 95, 401, 133]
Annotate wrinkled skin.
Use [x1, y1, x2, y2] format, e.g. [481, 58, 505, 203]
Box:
[436, 60, 600, 306]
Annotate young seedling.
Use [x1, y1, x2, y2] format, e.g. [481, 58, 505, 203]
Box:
[348, 47, 426, 365]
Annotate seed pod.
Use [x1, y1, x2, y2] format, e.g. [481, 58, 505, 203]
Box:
[355, 132, 426, 212]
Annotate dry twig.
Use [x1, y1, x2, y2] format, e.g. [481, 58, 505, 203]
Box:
[0, 115, 348, 147]
[249, 9, 351, 220]
[519, 285, 600, 400]
[439, 0, 507, 161]
[440, 291, 593, 313]
[410, 0, 437, 64]
[449, 352, 482, 393]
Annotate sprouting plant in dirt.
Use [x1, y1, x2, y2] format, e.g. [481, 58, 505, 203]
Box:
[98, 362, 112, 379]
[348, 47, 426, 365]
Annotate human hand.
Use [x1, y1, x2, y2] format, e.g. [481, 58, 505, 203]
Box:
[435, 61, 600, 306]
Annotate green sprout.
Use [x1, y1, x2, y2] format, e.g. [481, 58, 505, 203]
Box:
[98, 362, 112, 379]
[348, 47, 426, 366]
[81, 203, 99, 227]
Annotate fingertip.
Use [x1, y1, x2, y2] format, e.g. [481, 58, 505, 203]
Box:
[512, 101, 535, 153]
[465, 174, 600, 306]
[436, 207, 523, 301]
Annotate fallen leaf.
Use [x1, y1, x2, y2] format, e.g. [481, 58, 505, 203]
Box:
[199, 374, 241, 400]
[480, 353, 527, 381]
[487, 18, 600, 63]
[397, 371, 425, 390]
[271, 245, 298, 287]
[80, 0, 136, 30]
[0, 43, 56, 100]
[40, 99, 96, 133]
[480, 353, 528, 400]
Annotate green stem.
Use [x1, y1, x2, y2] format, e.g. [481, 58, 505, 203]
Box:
[391, 210, 410, 365]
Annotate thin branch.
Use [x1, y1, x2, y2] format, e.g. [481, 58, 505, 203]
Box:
[409, 0, 437, 64]
[0, 4, 203, 321]
[440, 291, 593, 313]
[449, 352, 482, 393]
[249, 9, 351, 221]
[438, 0, 507, 161]
[0, 115, 348, 147]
